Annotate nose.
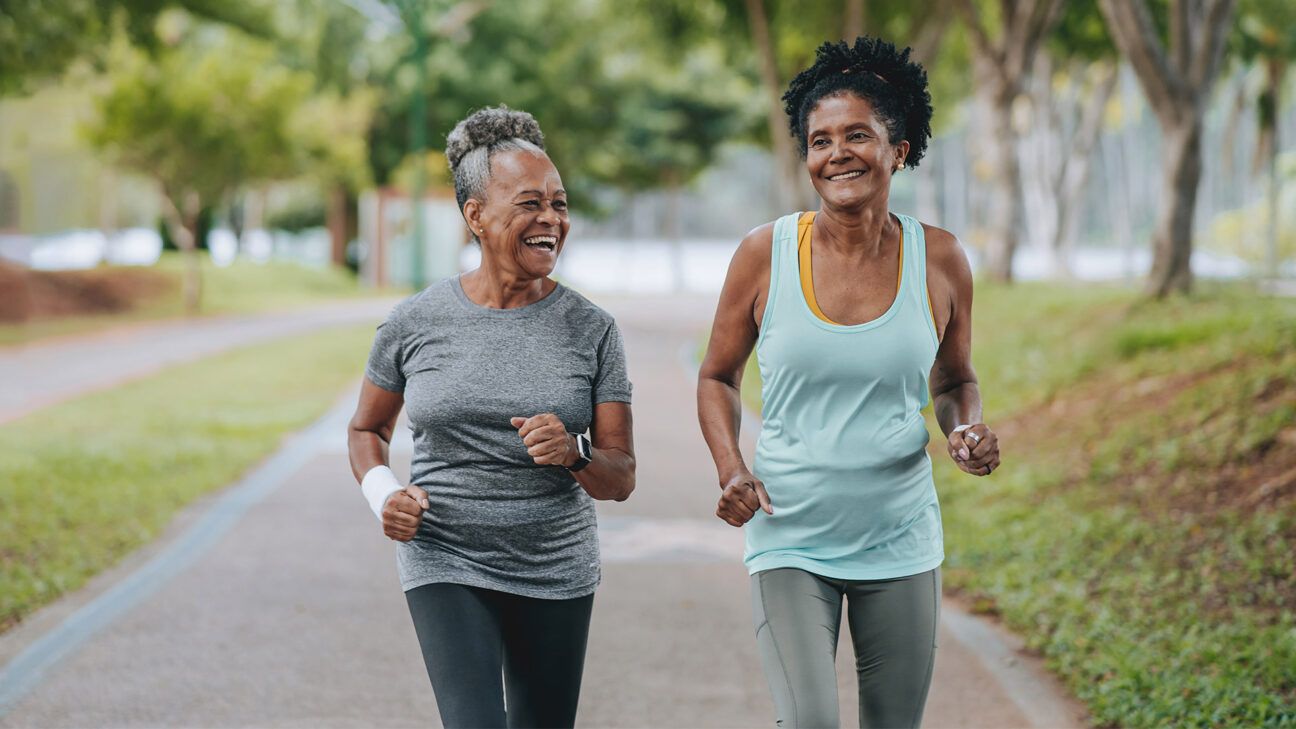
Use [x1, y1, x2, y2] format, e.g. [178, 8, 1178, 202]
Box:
[828, 139, 852, 165]
[537, 202, 561, 226]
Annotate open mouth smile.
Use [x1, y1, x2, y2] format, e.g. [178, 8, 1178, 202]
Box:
[523, 235, 558, 251]
[827, 170, 865, 181]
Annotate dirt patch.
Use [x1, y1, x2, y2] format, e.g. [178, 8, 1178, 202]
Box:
[0, 261, 176, 323]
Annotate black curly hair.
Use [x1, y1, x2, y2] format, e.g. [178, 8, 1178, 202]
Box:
[782, 37, 933, 168]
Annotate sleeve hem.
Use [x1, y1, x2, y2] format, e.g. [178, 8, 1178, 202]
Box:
[365, 370, 405, 393]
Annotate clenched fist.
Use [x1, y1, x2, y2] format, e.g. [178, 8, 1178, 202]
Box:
[511, 413, 577, 467]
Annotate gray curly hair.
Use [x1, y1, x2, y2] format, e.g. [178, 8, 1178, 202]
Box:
[445, 106, 547, 241]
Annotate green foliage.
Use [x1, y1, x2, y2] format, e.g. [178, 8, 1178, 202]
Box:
[0, 0, 271, 95]
[0, 324, 374, 631]
[87, 36, 313, 207]
[1233, 0, 1296, 63]
[364, 0, 756, 207]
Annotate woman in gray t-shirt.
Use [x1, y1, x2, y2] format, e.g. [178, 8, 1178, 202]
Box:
[347, 107, 635, 729]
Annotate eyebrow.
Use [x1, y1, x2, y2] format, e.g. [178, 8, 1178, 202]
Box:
[513, 189, 567, 198]
[807, 122, 874, 138]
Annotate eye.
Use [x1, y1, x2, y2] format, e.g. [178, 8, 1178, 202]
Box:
[849, 131, 869, 141]
[553, 200, 568, 211]
[519, 200, 541, 209]
[810, 138, 828, 148]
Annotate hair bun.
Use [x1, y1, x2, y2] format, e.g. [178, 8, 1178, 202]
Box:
[445, 106, 546, 171]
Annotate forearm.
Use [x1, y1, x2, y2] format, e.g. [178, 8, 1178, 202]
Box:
[347, 428, 392, 482]
[933, 382, 983, 437]
[572, 447, 636, 501]
[698, 377, 749, 481]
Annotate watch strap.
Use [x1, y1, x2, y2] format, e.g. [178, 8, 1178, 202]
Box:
[566, 433, 592, 472]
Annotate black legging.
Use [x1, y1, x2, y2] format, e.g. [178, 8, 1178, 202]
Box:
[404, 582, 595, 729]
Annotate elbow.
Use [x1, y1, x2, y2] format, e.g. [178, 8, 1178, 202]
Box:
[609, 456, 636, 502]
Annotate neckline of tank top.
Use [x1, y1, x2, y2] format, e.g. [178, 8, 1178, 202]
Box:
[793, 211, 910, 333]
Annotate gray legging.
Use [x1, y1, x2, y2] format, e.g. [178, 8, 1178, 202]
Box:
[751, 567, 941, 728]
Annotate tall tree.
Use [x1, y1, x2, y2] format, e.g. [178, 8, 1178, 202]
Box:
[1018, 0, 1119, 278]
[274, 0, 378, 266]
[1097, 0, 1236, 296]
[88, 39, 313, 312]
[954, 0, 1066, 283]
[1233, 0, 1296, 278]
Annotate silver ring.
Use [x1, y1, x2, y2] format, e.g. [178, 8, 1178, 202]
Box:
[966, 430, 982, 444]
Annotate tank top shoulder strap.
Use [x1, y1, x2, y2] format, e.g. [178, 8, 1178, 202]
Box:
[759, 212, 804, 336]
[896, 213, 939, 351]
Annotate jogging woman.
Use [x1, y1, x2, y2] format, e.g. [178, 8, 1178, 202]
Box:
[697, 38, 1000, 728]
[347, 106, 635, 729]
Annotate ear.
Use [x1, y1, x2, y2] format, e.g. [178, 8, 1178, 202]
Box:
[462, 199, 483, 238]
[894, 140, 911, 171]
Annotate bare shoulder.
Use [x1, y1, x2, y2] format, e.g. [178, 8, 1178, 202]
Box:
[728, 221, 776, 275]
[920, 223, 972, 285]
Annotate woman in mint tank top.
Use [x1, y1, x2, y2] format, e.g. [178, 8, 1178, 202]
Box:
[698, 38, 1000, 728]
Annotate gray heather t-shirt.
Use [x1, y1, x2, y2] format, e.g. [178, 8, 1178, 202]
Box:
[365, 275, 632, 599]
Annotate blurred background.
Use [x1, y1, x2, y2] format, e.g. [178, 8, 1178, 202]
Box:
[1, 1, 1294, 727]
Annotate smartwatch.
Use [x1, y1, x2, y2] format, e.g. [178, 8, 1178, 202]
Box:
[566, 433, 593, 472]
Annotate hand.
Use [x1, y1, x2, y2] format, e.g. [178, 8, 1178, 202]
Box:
[949, 424, 1001, 477]
[511, 413, 576, 467]
[382, 485, 428, 542]
[716, 468, 773, 527]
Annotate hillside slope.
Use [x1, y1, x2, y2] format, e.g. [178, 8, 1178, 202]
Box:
[935, 284, 1295, 728]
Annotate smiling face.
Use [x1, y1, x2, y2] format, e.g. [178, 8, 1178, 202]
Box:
[464, 148, 570, 280]
[804, 92, 909, 209]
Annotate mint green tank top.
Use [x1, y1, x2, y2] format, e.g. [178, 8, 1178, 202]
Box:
[747, 211, 944, 580]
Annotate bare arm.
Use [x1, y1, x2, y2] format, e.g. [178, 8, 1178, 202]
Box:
[698, 224, 775, 524]
[348, 378, 428, 541]
[347, 378, 404, 481]
[575, 402, 636, 501]
[512, 401, 636, 502]
[925, 226, 1000, 476]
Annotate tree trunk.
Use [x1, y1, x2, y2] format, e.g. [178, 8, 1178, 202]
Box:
[1147, 118, 1202, 297]
[983, 88, 1021, 283]
[1052, 64, 1119, 279]
[159, 188, 204, 314]
[843, 0, 864, 40]
[745, 0, 801, 212]
[1260, 58, 1284, 279]
[327, 184, 349, 267]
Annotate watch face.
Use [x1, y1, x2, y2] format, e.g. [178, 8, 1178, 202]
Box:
[577, 434, 593, 461]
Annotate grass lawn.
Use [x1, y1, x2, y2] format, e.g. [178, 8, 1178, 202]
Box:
[0, 324, 375, 633]
[716, 282, 1296, 727]
[0, 254, 395, 347]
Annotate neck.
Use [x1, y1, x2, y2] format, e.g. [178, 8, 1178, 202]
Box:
[814, 192, 895, 258]
[461, 261, 552, 309]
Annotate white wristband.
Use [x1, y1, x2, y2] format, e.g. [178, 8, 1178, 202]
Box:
[360, 465, 403, 521]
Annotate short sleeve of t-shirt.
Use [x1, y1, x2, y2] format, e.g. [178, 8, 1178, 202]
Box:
[593, 322, 632, 404]
[365, 309, 406, 393]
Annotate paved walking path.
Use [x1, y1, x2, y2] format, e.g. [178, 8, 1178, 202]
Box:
[0, 298, 400, 425]
[0, 292, 1087, 728]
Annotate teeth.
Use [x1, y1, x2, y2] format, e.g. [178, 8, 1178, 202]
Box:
[829, 171, 863, 181]
[524, 236, 557, 247]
